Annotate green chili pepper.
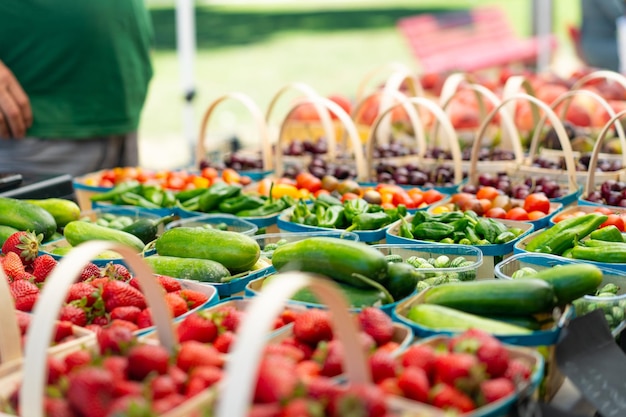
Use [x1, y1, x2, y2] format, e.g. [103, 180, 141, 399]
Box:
[318, 205, 346, 228]
[476, 218, 498, 242]
[495, 231, 516, 244]
[219, 195, 265, 214]
[344, 198, 370, 222]
[175, 188, 207, 203]
[571, 245, 626, 263]
[411, 211, 431, 226]
[346, 211, 391, 231]
[198, 183, 241, 212]
[180, 195, 201, 212]
[458, 238, 472, 245]
[385, 205, 408, 223]
[142, 185, 165, 206]
[590, 225, 624, 243]
[433, 211, 465, 223]
[161, 190, 177, 208]
[525, 213, 608, 255]
[399, 216, 414, 239]
[120, 192, 161, 209]
[464, 226, 480, 244]
[237, 196, 291, 218]
[452, 231, 466, 242]
[315, 193, 343, 208]
[91, 180, 141, 202]
[304, 214, 319, 226]
[450, 218, 469, 232]
[413, 222, 454, 240]
[463, 210, 479, 225]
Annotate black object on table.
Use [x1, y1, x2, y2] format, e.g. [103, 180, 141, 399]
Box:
[0, 172, 75, 201]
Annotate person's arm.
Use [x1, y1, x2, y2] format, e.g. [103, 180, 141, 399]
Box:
[0, 60, 32, 138]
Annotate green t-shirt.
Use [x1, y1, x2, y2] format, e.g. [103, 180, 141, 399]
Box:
[0, 0, 153, 139]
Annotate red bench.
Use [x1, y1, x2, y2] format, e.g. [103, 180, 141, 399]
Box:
[397, 7, 558, 73]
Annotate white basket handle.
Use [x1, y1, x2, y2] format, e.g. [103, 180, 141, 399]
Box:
[196, 92, 273, 171]
[19, 241, 176, 417]
[585, 109, 626, 196]
[275, 96, 368, 181]
[0, 264, 21, 364]
[215, 272, 370, 417]
[470, 93, 579, 194]
[570, 69, 626, 92]
[355, 62, 421, 102]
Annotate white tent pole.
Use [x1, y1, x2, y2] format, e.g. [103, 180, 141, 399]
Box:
[532, 0, 553, 73]
[176, 0, 197, 167]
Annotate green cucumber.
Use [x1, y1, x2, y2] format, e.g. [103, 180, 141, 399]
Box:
[519, 263, 603, 304]
[422, 278, 556, 316]
[0, 197, 57, 240]
[121, 215, 174, 244]
[0, 225, 19, 246]
[25, 198, 80, 228]
[63, 220, 146, 252]
[406, 304, 532, 335]
[144, 255, 230, 283]
[155, 227, 260, 273]
[271, 237, 388, 289]
[386, 262, 423, 301]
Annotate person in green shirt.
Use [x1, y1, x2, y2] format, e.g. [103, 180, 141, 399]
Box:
[0, 0, 153, 177]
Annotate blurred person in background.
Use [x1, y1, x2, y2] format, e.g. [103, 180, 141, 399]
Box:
[580, 0, 625, 72]
[0, 1, 153, 177]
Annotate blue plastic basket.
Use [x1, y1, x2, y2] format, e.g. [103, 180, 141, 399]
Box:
[91, 201, 175, 218]
[176, 206, 282, 230]
[168, 210, 259, 236]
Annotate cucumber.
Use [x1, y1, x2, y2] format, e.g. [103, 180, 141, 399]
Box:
[25, 198, 80, 228]
[155, 227, 260, 273]
[520, 263, 603, 304]
[422, 278, 556, 316]
[386, 262, 423, 301]
[406, 304, 532, 335]
[49, 246, 122, 259]
[0, 197, 57, 240]
[144, 255, 230, 283]
[271, 237, 388, 289]
[0, 225, 19, 246]
[63, 221, 146, 252]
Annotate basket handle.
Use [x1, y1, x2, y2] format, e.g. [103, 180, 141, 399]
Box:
[196, 92, 273, 171]
[0, 264, 22, 364]
[570, 69, 626, 92]
[215, 272, 370, 417]
[366, 96, 464, 184]
[355, 62, 421, 102]
[437, 80, 524, 165]
[19, 241, 177, 417]
[585, 109, 626, 196]
[275, 96, 368, 181]
[527, 88, 626, 168]
[469, 93, 578, 193]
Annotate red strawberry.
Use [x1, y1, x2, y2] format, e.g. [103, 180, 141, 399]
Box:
[504, 358, 532, 383]
[9, 279, 39, 311]
[358, 307, 394, 346]
[434, 352, 484, 388]
[2, 230, 42, 265]
[54, 321, 74, 343]
[47, 356, 67, 385]
[165, 292, 188, 317]
[15, 310, 30, 334]
[126, 344, 170, 380]
[279, 309, 300, 325]
[401, 343, 437, 379]
[31, 254, 57, 282]
[44, 397, 75, 417]
[108, 319, 139, 333]
[313, 340, 344, 378]
[293, 309, 333, 345]
[451, 329, 510, 378]
[178, 289, 209, 309]
[167, 366, 188, 393]
[397, 366, 430, 403]
[295, 360, 322, 381]
[110, 306, 142, 323]
[97, 325, 135, 355]
[185, 365, 224, 397]
[103, 262, 132, 281]
[153, 274, 182, 292]
[248, 404, 282, 417]
[107, 395, 149, 413]
[66, 282, 100, 306]
[66, 367, 115, 417]
[280, 336, 315, 360]
[150, 374, 178, 400]
[479, 377, 515, 405]
[177, 311, 218, 344]
[102, 280, 146, 312]
[59, 305, 88, 327]
[112, 380, 143, 398]
[213, 331, 236, 354]
[2, 251, 25, 280]
[368, 350, 397, 384]
[152, 394, 186, 415]
[430, 383, 476, 413]
[92, 315, 110, 326]
[79, 262, 102, 281]
[136, 308, 153, 329]
[329, 384, 387, 417]
[304, 376, 342, 401]
[254, 354, 298, 403]
[89, 277, 110, 289]
[102, 356, 128, 382]
[377, 377, 403, 396]
[265, 343, 305, 363]
[220, 309, 244, 332]
[176, 340, 224, 372]
[281, 398, 324, 417]
[64, 350, 92, 372]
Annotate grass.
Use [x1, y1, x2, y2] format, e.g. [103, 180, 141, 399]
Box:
[138, 0, 582, 169]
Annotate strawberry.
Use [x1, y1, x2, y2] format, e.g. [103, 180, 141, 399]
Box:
[329, 384, 387, 417]
[177, 310, 218, 344]
[112, 380, 143, 398]
[152, 394, 186, 415]
[281, 398, 325, 417]
[66, 367, 115, 417]
[59, 305, 88, 327]
[254, 354, 298, 403]
[434, 352, 484, 388]
[107, 395, 149, 414]
[313, 340, 344, 378]
[47, 356, 67, 385]
[103, 262, 132, 281]
[176, 340, 224, 372]
[150, 374, 178, 400]
[2, 251, 25, 280]
[377, 377, 403, 396]
[479, 377, 515, 405]
[31, 254, 57, 282]
[92, 315, 109, 326]
[358, 307, 394, 346]
[279, 309, 300, 325]
[430, 383, 476, 413]
[102, 280, 146, 312]
[89, 278, 110, 289]
[220, 308, 244, 332]
[110, 306, 142, 323]
[1, 230, 42, 265]
[397, 366, 430, 403]
[126, 344, 170, 380]
[9, 279, 39, 311]
[293, 309, 333, 345]
[153, 274, 182, 292]
[108, 319, 139, 333]
[97, 326, 135, 355]
[504, 358, 532, 383]
[280, 336, 315, 360]
[64, 350, 93, 372]
[368, 350, 397, 384]
[66, 282, 100, 306]
[295, 360, 322, 381]
[102, 356, 128, 382]
[79, 262, 102, 281]
[377, 340, 400, 354]
[15, 310, 30, 334]
[213, 331, 235, 353]
[451, 329, 510, 378]
[178, 288, 209, 309]
[167, 366, 188, 393]
[136, 307, 153, 329]
[53, 321, 74, 343]
[265, 343, 305, 363]
[44, 397, 74, 417]
[401, 343, 437, 380]
[185, 365, 224, 397]
[304, 376, 342, 401]
[165, 292, 188, 317]
[359, 332, 376, 354]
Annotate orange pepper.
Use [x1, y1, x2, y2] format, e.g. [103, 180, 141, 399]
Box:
[271, 183, 301, 199]
[222, 168, 241, 184]
[380, 191, 394, 205]
[257, 178, 272, 196]
[192, 176, 211, 189]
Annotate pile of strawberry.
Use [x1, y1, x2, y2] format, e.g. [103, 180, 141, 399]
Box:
[3, 325, 226, 417]
[375, 329, 535, 414]
[0, 231, 210, 333]
[15, 310, 83, 347]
